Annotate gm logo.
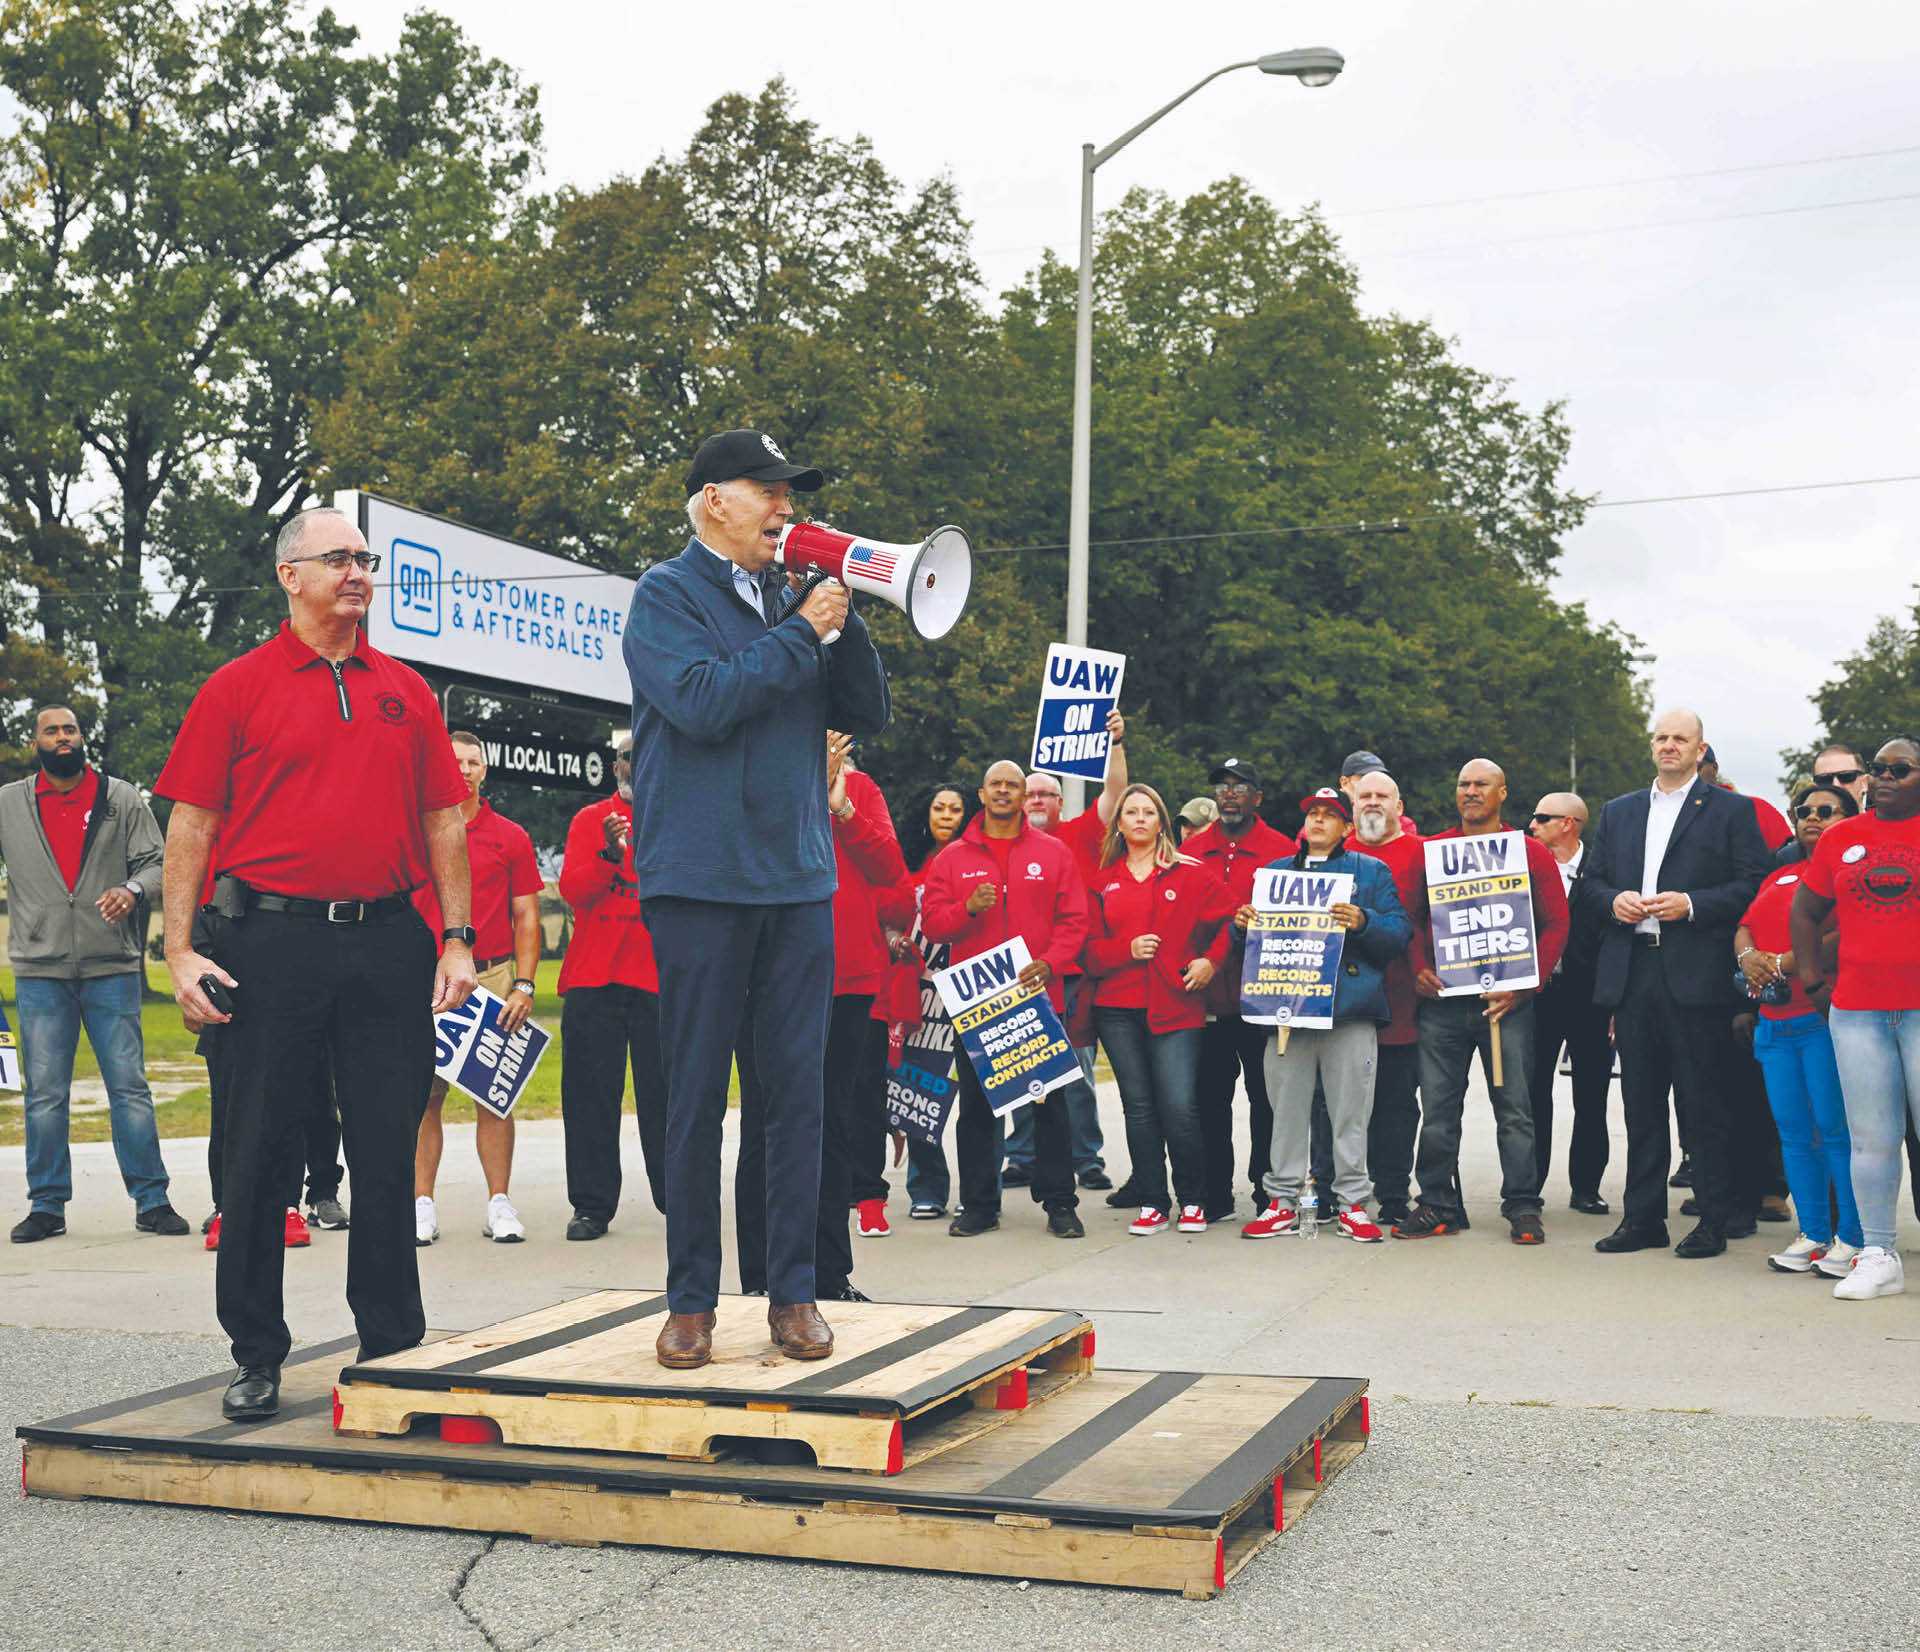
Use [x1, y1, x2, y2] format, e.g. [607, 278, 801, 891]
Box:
[391, 538, 441, 636]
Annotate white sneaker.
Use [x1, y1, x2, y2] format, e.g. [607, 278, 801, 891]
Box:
[484, 1193, 526, 1243]
[414, 1196, 438, 1247]
[1832, 1246, 1904, 1301]
[1766, 1233, 1829, 1275]
[1175, 1204, 1208, 1233]
[1813, 1239, 1861, 1279]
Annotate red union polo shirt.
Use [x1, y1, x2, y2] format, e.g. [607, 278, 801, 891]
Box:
[413, 798, 542, 960]
[35, 766, 101, 891]
[156, 621, 468, 901]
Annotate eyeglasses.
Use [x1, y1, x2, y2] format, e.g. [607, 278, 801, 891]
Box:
[1212, 781, 1256, 796]
[1868, 762, 1916, 781]
[1792, 802, 1841, 821]
[1529, 812, 1566, 825]
[1814, 768, 1863, 786]
[283, 549, 382, 572]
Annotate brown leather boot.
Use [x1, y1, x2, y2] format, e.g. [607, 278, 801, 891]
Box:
[655, 1310, 715, 1369]
[768, 1302, 834, 1360]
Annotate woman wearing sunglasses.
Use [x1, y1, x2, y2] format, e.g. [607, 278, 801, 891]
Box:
[1734, 783, 1861, 1276]
[1791, 739, 1920, 1301]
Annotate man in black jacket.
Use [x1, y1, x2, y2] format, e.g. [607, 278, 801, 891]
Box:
[1582, 710, 1769, 1258]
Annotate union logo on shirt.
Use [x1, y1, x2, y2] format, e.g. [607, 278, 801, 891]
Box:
[376, 693, 407, 724]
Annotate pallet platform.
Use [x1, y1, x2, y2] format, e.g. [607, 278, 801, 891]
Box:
[333, 1292, 1096, 1473]
[19, 1333, 1368, 1599]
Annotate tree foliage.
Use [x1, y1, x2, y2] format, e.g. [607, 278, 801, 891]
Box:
[1784, 601, 1920, 783]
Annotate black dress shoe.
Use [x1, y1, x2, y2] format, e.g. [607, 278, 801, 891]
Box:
[1000, 1165, 1032, 1187]
[1077, 1169, 1113, 1191]
[565, 1214, 609, 1241]
[134, 1203, 190, 1236]
[1595, 1222, 1670, 1254]
[827, 1284, 873, 1302]
[1668, 1158, 1694, 1189]
[1723, 1215, 1759, 1240]
[1104, 1183, 1143, 1208]
[10, 1211, 66, 1243]
[1569, 1194, 1611, 1216]
[222, 1364, 281, 1420]
[1680, 1197, 1700, 1216]
[1674, 1221, 1727, 1259]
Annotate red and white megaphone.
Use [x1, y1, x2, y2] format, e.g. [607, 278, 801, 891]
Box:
[774, 521, 972, 641]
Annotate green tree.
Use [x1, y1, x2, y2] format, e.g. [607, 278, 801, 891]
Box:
[0, 0, 540, 778]
[1784, 602, 1920, 783]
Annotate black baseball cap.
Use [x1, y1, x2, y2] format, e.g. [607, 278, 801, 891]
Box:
[1299, 786, 1353, 822]
[1209, 757, 1263, 789]
[1340, 749, 1386, 778]
[684, 430, 824, 495]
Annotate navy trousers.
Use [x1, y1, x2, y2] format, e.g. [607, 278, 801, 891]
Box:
[645, 896, 833, 1313]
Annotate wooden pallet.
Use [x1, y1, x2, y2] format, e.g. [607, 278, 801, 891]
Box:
[19, 1335, 1368, 1599]
[333, 1292, 1096, 1473]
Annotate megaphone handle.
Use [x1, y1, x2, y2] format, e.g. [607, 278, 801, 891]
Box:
[788, 566, 843, 645]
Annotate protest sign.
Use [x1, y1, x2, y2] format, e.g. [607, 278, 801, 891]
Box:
[933, 936, 1081, 1118]
[1239, 866, 1353, 1031]
[1422, 830, 1542, 996]
[0, 1003, 19, 1092]
[1030, 643, 1125, 783]
[432, 984, 551, 1119]
[884, 918, 960, 1147]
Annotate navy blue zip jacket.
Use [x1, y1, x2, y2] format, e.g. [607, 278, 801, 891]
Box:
[1263, 844, 1413, 1026]
[624, 539, 891, 904]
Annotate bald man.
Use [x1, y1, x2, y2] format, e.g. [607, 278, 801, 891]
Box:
[1527, 792, 1614, 1214]
[1583, 709, 1770, 1258]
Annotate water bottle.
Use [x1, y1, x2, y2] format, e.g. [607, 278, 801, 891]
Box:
[1299, 1178, 1318, 1240]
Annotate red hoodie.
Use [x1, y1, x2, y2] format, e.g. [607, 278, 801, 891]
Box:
[1348, 828, 1425, 1045]
[921, 815, 1089, 1013]
[1083, 856, 1239, 1033]
[1408, 825, 1570, 982]
[557, 794, 658, 994]
[831, 769, 908, 996]
[1179, 816, 1298, 1015]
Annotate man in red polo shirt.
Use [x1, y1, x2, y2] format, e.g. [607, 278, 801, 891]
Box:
[157, 504, 475, 1422]
[411, 731, 543, 1246]
[556, 734, 668, 1240]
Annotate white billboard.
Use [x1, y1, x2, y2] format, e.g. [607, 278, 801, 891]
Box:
[338, 491, 636, 708]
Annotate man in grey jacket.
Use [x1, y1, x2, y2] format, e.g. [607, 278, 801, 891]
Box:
[0, 706, 185, 1241]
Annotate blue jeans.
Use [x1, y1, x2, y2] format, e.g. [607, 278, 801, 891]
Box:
[904, 1132, 952, 1209]
[16, 972, 170, 1215]
[1003, 1044, 1104, 1175]
[1752, 1012, 1861, 1247]
[1827, 1007, 1920, 1250]
[1094, 1010, 1204, 1211]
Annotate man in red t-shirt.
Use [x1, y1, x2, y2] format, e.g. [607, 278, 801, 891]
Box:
[412, 732, 543, 1247]
[156, 505, 475, 1422]
[556, 735, 667, 1240]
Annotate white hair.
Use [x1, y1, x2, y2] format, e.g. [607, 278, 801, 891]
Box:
[685, 491, 707, 534]
[275, 506, 348, 565]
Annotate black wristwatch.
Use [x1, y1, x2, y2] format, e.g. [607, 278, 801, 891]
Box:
[442, 926, 477, 948]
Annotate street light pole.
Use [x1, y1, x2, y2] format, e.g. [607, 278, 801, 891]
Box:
[1062, 47, 1343, 813]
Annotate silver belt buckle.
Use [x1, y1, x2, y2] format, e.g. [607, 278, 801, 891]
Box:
[326, 900, 364, 924]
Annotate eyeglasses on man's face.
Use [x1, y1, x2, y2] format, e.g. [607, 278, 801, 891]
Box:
[1793, 802, 1842, 821]
[284, 549, 382, 572]
[1814, 768, 1863, 786]
[1529, 812, 1565, 825]
[1869, 762, 1916, 781]
[1213, 780, 1255, 797]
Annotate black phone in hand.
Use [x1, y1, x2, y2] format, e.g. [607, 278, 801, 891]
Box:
[198, 974, 236, 1017]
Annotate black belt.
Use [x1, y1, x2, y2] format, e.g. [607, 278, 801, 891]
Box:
[1632, 932, 1663, 949]
[475, 954, 512, 973]
[251, 892, 412, 924]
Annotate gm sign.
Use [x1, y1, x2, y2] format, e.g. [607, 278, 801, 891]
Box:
[390, 538, 442, 636]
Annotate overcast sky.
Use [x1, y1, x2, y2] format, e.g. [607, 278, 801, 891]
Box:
[329, 1, 1920, 800]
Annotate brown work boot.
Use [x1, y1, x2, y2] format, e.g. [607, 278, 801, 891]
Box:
[768, 1301, 834, 1360]
[655, 1310, 715, 1369]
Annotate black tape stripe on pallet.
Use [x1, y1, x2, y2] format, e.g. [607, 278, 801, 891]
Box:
[366, 1294, 672, 1381]
[1169, 1377, 1361, 1510]
[24, 1336, 361, 1432]
[886, 1312, 1089, 1414]
[978, 1369, 1202, 1499]
[183, 1394, 337, 1442]
[774, 1305, 1009, 1395]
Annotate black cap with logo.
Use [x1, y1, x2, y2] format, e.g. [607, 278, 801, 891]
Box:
[1209, 757, 1263, 790]
[685, 430, 824, 495]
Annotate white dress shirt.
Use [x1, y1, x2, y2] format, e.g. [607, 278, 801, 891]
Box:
[1637, 778, 1695, 935]
[1551, 842, 1584, 973]
[697, 538, 767, 622]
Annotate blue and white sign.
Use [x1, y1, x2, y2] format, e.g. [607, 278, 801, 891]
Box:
[884, 918, 959, 1146]
[432, 985, 552, 1120]
[1240, 867, 1353, 1030]
[933, 936, 1082, 1118]
[1030, 643, 1125, 783]
[341, 491, 635, 707]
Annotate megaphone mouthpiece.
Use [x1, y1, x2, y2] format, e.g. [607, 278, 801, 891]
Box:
[775, 519, 973, 641]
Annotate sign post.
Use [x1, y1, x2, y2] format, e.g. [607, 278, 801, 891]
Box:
[1422, 831, 1542, 1085]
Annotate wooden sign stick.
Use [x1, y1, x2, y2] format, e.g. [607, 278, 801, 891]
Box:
[1489, 1016, 1504, 1088]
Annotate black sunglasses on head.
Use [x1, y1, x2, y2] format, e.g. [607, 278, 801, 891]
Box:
[1793, 802, 1842, 821]
[1869, 762, 1917, 781]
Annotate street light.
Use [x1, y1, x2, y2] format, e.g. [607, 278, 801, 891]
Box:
[1062, 47, 1343, 810]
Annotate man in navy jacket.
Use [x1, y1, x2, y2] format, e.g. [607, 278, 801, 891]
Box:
[624, 429, 890, 1370]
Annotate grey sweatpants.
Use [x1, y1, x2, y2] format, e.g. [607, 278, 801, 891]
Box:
[1262, 1020, 1379, 1212]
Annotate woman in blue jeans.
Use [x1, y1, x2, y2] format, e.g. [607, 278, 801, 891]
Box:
[1735, 781, 1862, 1276]
[1793, 738, 1920, 1302]
[1082, 785, 1236, 1235]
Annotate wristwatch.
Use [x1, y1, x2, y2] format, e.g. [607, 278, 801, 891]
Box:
[511, 978, 536, 997]
[441, 926, 477, 947]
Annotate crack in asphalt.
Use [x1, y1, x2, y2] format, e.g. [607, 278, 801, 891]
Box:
[451, 1537, 503, 1650]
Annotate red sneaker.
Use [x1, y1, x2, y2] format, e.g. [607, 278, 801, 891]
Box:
[1241, 1200, 1299, 1239]
[204, 1212, 221, 1251]
[1338, 1206, 1384, 1243]
[855, 1198, 890, 1238]
[1175, 1205, 1208, 1233]
[284, 1208, 312, 1248]
[1128, 1207, 1170, 1236]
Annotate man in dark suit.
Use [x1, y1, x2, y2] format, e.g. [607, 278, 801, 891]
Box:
[1526, 792, 1614, 1215]
[1582, 710, 1770, 1258]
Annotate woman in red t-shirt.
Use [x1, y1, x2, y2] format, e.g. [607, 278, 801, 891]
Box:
[1735, 782, 1862, 1275]
[1793, 737, 1920, 1302]
[1083, 785, 1236, 1236]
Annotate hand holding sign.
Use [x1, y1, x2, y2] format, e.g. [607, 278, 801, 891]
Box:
[1018, 958, 1052, 993]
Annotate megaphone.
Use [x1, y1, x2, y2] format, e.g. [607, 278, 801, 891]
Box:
[775, 521, 972, 641]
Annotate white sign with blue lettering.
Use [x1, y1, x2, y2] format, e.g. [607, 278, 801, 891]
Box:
[1030, 643, 1125, 783]
[432, 985, 552, 1119]
[341, 491, 636, 707]
[933, 936, 1082, 1117]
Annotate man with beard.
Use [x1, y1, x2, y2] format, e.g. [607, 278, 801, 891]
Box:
[1346, 769, 1425, 1226]
[3, 706, 184, 1243]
